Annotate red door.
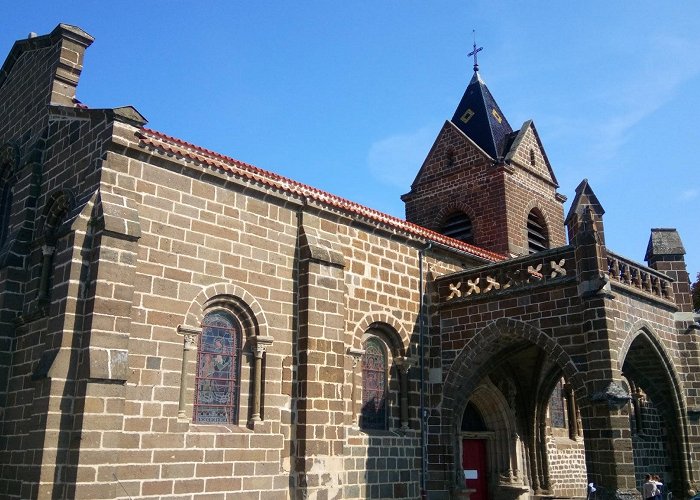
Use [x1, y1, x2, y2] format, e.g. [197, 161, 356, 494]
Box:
[462, 439, 488, 500]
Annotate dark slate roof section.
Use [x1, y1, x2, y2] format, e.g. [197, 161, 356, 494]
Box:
[450, 71, 513, 160]
[645, 228, 686, 261]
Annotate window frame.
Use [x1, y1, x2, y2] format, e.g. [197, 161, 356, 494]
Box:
[192, 308, 243, 425]
[442, 211, 474, 244]
[360, 335, 390, 430]
[0, 145, 18, 247]
[526, 208, 549, 254]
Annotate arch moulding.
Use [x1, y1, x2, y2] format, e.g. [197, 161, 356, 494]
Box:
[181, 282, 268, 339]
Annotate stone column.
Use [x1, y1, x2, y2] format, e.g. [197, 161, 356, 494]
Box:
[564, 383, 578, 440]
[250, 335, 274, 425]
[347, 347, 365, 424]
[177, 326, 200, 419]
[395, 356, 415, 431]
[37, 244, 55, 304]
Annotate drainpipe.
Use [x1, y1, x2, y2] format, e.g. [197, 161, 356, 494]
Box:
[419, 242, 432, 500]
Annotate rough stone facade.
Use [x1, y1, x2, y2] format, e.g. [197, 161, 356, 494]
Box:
[1, 24, 699, 500]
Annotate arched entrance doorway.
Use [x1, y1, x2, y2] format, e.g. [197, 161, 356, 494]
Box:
[620, 328, 694, 497]
[443, 319, 588, 500]
[459, 380, 527, 500]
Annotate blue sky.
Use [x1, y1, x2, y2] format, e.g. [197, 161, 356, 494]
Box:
[3, 2, 699, 279]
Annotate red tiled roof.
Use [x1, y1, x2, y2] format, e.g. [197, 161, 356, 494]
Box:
[136, 127, 506, 263]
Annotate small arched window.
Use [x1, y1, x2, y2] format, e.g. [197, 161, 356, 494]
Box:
[361, 337, 388, 430]
[0, 181, 12, 245]
[442, 212, 474, 244]
[527, 209, 548, 253]
[0, 147, 17, 246]
[193, 309, 242, 424]
[548, 379, 566, 428]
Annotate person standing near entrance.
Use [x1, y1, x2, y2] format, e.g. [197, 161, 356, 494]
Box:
[653, 474, 663, 500]
[643, 474, 659, 500]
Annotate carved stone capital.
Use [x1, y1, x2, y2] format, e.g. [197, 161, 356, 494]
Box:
[253, 335, 274, 357]
[347, 347, 365, 367]
[41, 245, 55, 257]
[176, 325, 201, 351]
[395, 356, 416, 374]
[184, 333, 198, 351]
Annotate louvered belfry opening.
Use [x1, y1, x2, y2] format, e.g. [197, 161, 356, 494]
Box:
[442, 212, 474, 244]
[527, 209, 548, 253]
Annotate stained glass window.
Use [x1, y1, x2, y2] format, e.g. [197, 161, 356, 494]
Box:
[193, 310, 241, 424]
[549, 379, 566, 428]
[361, 337, 387, 430]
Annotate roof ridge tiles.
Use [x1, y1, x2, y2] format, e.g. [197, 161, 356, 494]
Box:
[137, 127, 506, 263]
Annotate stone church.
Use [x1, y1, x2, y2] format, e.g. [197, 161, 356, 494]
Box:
[1, 24, 698, 500]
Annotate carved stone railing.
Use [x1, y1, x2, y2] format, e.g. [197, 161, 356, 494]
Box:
[606, 250, 674, 302]
[438, 246, 575, 304]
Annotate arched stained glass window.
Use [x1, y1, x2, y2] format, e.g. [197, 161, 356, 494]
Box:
[361, 337, 387, 430]
[193, 310, 241, 424]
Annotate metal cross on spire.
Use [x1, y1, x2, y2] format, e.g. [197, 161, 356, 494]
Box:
[468, 30, 483, 72]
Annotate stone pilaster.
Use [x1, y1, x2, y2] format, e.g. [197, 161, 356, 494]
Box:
[295, 214, 346, 499]
[580, 384, 637, 500]
[69, 190, 140, 499]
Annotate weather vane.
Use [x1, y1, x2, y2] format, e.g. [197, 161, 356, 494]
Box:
[468, 29, 483, 72]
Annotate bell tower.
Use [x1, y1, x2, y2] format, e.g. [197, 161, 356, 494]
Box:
[402, 44, 567, 257]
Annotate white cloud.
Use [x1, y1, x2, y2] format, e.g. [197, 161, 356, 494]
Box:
[367, 125, 439, 189]
[592, 34, 700, 158]
[680, 189, 699, 201]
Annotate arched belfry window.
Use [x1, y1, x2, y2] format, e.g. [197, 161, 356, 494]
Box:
[527, 209, 548, 253]
[193, 309, 242, 424]
[442, 211, 474, 244]
[361, 337, 388, 430]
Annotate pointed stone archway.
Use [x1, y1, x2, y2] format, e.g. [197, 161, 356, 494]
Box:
[620, 325, 695, 497]
[459, 378, 530, 500]
[440, 318, 588, 499]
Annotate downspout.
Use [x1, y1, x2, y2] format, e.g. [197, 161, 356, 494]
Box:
[419, 242, 432, 500]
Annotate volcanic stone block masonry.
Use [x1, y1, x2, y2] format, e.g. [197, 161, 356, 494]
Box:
[1, 24, 698, 500]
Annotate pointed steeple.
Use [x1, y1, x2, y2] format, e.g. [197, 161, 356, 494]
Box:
[450, 52, 513, 160]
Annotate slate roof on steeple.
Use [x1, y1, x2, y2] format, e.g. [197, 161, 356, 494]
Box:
[450, 71, 513, 160]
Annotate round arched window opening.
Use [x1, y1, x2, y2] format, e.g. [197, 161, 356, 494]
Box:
[442, 212, 474, 244]
[527, 209, 548, 253]
[193, 309, 242, 424]
[361, 337, 388, 430]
